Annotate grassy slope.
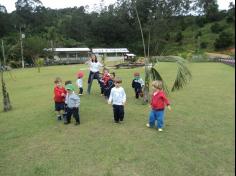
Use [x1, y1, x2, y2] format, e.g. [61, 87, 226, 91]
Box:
[166, 19, 235, 55]
[0, 63, 234, 176]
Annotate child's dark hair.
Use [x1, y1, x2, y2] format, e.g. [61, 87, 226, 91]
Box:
[65, 80, 72, 86]
[91, 54, 98, 63]
[54, 77, 62, 84]
[110, 72, 115, 77]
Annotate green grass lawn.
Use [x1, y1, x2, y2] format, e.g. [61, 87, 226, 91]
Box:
[0, 63, 235, 176]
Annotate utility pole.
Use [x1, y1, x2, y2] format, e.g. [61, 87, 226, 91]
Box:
[20, 26, 25, 68]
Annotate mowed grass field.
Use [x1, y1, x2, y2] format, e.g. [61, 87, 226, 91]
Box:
[0, 63, 234, 176]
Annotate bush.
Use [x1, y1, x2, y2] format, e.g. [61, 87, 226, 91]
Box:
[195, 31, 202, 39]
[214, 32, 234, 49]
[200, 42, 208, 49]
[175, 31, 183, 43]
[195, 16, 206, 28]
[9, 60, 21, 68]
[211, 23, 224, 33]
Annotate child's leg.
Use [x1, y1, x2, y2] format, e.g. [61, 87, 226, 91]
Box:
[118, 105, 125, 122]
[65, 108, 73, 124]
[79, 87, 83, 95]
[148, 110, 157, 127]
[112, 105, 119, 123]
[135, 89, 139, 99]
[72, 107, 80, 124]
[156, 110, 165, 129]
[87, 72, 94, 94]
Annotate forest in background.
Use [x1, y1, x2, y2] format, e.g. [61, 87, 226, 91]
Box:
[0, 0, 235, 67]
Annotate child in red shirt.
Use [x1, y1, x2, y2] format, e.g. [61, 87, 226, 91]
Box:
[54, 77, 66, 120]
[146, 80, 171, 131]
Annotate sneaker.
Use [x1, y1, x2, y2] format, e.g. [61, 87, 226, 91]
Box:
[158, 128, 163, 132]
[79, 94, 83, 96]
[146, 123, 150, 128]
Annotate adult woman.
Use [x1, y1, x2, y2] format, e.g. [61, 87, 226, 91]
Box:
[86, 54, 103, 94]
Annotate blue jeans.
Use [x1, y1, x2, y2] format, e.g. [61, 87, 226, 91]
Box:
[149, 110, 164, 128]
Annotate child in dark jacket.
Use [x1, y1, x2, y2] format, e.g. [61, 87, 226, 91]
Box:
[99, 68, 111, 96]
[104, 72, 115, 99]
[132, 72, 144, 99]
[146, 80, 171, 131]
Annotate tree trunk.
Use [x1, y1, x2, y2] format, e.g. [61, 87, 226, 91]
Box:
[1, 71, 12, 111]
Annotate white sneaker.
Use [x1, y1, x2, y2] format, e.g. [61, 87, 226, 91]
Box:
[158, 128, 163, 132]
[146, 123, 150, 128]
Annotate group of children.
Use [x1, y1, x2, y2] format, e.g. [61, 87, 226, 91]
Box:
[53, 69, 171, 131]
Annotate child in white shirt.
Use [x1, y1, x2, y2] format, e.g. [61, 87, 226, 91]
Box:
[108, 77, 126, 123]
[76, 71, 84, 95]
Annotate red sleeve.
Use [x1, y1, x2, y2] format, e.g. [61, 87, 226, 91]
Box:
[54, 87, 61, 98]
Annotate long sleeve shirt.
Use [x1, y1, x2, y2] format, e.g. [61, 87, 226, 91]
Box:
[108, 87, 126, 105]
[89, 61, 103, 72]
[132, 78, 144, 89]
[76, 78, 83, 88]
[150, 90, 170, 110]
[65, 93, 80, 108]
[54, 86, 66, 103]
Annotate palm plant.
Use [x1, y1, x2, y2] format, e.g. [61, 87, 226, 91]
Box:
[134, 2, 192, 103]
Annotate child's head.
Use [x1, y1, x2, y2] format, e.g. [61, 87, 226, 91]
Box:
[114, 77, 122, 87]
[65, 80, 72, 86]
[65, 84, 75, 94]
[134, 72, 140, 78]
[54, 77, 62, 87]
[103, 68, 109, 75]
[152, 80, 163, 90]
[77, 71, 84, 78]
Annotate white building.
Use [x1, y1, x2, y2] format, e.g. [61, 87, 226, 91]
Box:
[45, 48, 91, 64]
[92, 48, 129, 62]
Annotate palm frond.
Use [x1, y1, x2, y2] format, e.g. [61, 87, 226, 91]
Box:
[171, 58, 192, 92]
[150, 67, 169, 95]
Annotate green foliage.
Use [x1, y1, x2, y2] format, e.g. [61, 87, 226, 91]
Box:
[200, 41, 208, 49]
[171, 58, 192, 92]
[210, 23, 224, 33]
[214, 31, 234, 49]
[175, 31, 183, 43]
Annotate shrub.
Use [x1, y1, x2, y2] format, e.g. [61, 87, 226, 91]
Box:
[200, 42, 208, 49]
[195, 16, 206, 28]
[175, 31, 183, 43]
[211, 23, 223, 33]
[214, 32, 234, 49]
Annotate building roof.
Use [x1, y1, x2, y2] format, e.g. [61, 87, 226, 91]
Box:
[92, 48, 129, 53]
[125, 53, 136, 57]
[45, 48, 91, 52]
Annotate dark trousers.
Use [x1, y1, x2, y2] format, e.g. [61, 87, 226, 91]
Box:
[87, 71, 100, 94]
[135, 88, 142, 99]
[66, 107, 80, 123]
[79, 87, 83, 94]
[112, 105, 124, 123]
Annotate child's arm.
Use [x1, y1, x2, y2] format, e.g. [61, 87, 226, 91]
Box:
[122, 88, 127, 105]
[162, 93, 171, 111]
[132, 79, 135, 88]
[108, 89, 113, 104]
